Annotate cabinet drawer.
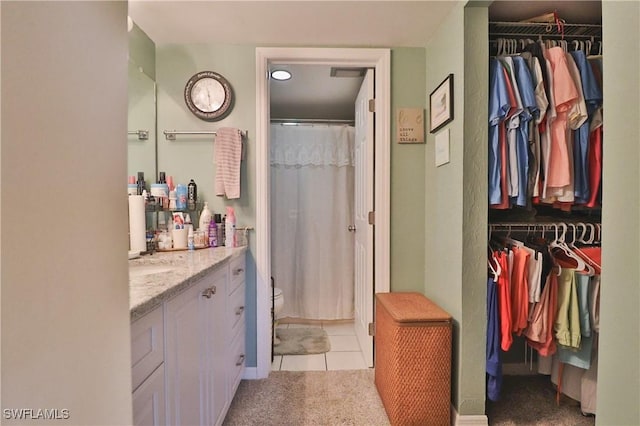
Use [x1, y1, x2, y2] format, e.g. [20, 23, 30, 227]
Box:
[228, 254, 245, 294]
[228, 331, 245, 398]
[227, 284, 246, 340]
[131, 306, 164, 392]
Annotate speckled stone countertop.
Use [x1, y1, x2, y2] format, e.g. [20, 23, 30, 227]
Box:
[129, 246, 247, 322]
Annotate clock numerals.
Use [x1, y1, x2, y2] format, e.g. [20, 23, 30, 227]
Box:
[184, 71, 234, 122]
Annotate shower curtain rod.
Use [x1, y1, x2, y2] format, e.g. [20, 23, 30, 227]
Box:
[270, 118, 355, 125]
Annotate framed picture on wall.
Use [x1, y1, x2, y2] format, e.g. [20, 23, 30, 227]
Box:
[429, 74, 454, 133]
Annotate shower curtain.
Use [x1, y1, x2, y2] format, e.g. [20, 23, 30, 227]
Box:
[270, 124, 355, 320]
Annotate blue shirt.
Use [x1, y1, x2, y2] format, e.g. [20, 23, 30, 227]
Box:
[489, 59, 511, 205]
[571, 51, 603, 203]
[512, 56, 538, 207]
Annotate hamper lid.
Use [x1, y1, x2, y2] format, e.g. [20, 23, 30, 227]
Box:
[376, 292, 451, 323]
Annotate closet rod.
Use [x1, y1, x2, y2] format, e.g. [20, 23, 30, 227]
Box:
[270, 118, 355, 125]
[489, 222, 601, 228]
[163, 129, 248, 141]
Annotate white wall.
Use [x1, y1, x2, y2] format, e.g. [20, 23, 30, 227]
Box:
[1, 2, 132, 424]
[597, 1, 640, 424]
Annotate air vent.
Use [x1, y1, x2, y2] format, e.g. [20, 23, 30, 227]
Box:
[330, 67, 366, 78]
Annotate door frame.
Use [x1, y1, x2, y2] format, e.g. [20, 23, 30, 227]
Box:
[252, 47, 390, 379]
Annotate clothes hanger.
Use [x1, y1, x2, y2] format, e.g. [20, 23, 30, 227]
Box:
[550, 223, 591, 273]
[567, 224, 596, 275]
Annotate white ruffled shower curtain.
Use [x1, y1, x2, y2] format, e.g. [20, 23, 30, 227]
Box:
[270, 124, 355, 320]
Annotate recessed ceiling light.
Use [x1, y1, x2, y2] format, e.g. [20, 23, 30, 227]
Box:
[271, 70, 292, 81]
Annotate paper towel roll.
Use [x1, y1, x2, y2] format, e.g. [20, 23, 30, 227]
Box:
[129, 195, 147, 253]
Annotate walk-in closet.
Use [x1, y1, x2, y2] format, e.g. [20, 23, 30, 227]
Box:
[486, 2, 603, 424]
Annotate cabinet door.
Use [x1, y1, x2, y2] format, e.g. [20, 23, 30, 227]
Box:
[203, 266, 228, 426]
[165, 280, 208, 426]
[132, 365, 166, 426]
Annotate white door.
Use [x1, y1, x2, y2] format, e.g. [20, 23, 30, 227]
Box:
[353, 68, 375, 367]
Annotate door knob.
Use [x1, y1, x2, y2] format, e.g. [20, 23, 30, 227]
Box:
[348, 225, 356, 232]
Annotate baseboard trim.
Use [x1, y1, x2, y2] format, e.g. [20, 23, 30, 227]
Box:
[242, 367, 258, 380]
[451, 404, 488, 426]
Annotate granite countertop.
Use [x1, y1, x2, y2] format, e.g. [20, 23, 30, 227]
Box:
[129, 246, 247, 321]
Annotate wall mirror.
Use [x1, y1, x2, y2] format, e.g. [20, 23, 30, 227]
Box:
[128, 19, 156, 184]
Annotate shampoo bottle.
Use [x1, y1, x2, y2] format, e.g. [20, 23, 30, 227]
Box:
[225, 207, 236, 248]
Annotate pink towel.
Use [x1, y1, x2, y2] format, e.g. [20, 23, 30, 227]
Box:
[214, 127, 242, 199]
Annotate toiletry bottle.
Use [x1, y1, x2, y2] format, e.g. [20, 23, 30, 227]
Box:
[176, 184, 187, 210]
[220, 214, 226, 246]
[137, 172, 146, 195]
[225, 207, 236, 248]
[188, 227, 194, 251]
[184, 214, 193, 234]
[209, 219, 218, 247]
[187, 179, 197, 210]
[199, 202, 213, 244]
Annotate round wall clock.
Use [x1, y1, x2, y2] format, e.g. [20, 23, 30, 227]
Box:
[184, 71, 234, 121]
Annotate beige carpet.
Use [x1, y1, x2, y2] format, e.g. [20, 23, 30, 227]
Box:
[273, 328, 331, 356]
[223, 369, 390, 426]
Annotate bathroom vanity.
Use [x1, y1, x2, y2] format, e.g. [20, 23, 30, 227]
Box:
[129, 247, 246, 426]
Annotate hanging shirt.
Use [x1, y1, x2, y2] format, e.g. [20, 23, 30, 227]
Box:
[525, 272, 558, 356]
[512, 56, 539, 207]
[554, 268, 581, 349]
[571, 50, 602, 204]
[499, 57, 524, 201]
[539, 52, 557, 200]
[510, 246, 530, 335]
[488, 58, 512, 205]
[521, 52, 549, 201]
[557, 273, 594, 369]
[486, 277, 502, 402]
[545, 47, 579, 191]
[495, 250, 513, 351]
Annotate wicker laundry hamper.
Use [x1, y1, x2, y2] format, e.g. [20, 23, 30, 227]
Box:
[375, 292, 452, 426]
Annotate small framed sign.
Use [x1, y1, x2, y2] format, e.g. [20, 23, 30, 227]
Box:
[429, 74, 454, 133]
[396, 108, 425, 144]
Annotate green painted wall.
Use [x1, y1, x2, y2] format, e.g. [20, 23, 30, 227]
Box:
[156, 43, 258, 365]
[390, 48, 426, 292]
[424, 1, 466, 410]
[597, 1, 640, 424]
[156, 44, 427, 367]
[423, 2, 488, 417]
[128, 21, 155, 80]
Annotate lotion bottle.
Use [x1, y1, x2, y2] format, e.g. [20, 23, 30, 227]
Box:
[199, 202, 213, 244]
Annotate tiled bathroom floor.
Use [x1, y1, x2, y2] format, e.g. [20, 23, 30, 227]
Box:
[271, 320, 368, 371]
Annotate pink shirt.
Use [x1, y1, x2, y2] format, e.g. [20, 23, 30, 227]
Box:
[545, 47, 579, 188]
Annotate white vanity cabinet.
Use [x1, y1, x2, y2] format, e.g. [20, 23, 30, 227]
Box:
[131, 306, 166, 426]
[162, 252, 246, 426]
[226, 254, 246, 400]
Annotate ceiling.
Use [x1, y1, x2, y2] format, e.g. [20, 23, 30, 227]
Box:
[129, 1, 602, 121]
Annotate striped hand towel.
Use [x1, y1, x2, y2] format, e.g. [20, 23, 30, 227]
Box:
[214, 127, 242, 199]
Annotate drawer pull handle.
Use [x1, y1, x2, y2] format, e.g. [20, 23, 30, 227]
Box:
[235, 306, 245, 315]
[236, 354, 245, 366]
[233, 268, 244, 276]
[202, 286, 217, 299]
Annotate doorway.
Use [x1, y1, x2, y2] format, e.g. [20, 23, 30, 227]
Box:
[254, 47, 391, 379]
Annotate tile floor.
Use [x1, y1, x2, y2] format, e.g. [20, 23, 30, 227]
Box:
[271, 320, 368, 371]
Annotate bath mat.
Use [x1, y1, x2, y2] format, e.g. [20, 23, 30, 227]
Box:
[274, 327, 331, 356]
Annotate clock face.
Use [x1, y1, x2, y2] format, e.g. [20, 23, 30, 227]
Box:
[184, 71, 234, 121]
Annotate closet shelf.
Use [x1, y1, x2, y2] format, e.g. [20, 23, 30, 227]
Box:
[489, 21, 602, 40]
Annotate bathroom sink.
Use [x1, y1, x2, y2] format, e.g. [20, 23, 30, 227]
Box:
[129, 264, 174, 277]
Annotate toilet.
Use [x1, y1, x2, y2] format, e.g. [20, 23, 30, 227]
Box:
[272, 287, 284, 345]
